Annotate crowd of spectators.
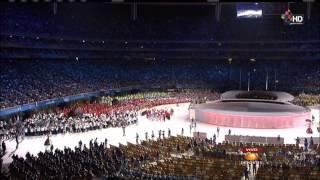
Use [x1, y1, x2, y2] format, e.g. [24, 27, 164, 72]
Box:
[6, 134, 320, 179]
[0, 2, 318, 111]
[291, 93, 320, 107]
[8, 136, 199, 179]
[0, 3, 319, 111]
[0, 4, 319, 110]
[1, 59, 319, 110]
[1, 3, 320, 179]
[9, 140, 125, 179]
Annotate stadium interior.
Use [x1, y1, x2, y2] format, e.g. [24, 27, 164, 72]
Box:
[0, 1, 320, 180]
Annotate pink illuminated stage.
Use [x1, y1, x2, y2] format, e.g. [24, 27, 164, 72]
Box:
[190, 100, 311, 129]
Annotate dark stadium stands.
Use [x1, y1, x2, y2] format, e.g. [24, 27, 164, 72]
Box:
[0, 59, 319, 109]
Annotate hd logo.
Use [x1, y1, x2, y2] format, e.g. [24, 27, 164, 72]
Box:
[281, 9, 304, 25]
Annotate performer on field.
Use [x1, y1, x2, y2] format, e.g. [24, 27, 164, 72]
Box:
[44, 134, 52, 151]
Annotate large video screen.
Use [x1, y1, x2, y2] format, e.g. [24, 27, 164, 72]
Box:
[237, 3, 262, 18]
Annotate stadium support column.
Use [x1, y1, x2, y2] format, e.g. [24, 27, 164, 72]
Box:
[274, 70, 277, 90]
[239, 68, 242, 90]
[53, 2, 58, 16]
[265, 71, 268, 91]
[215, 3, 221, 22]
[131, 2, 138, 21]
[307, 2, 311, 20]
[247, 72, 250, 92]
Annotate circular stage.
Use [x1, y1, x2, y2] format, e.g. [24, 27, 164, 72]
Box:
[221, 90, 295, 102]
[190, 91, 311, 129]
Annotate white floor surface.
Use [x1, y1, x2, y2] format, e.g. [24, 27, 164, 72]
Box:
[2, 103, 318, 165]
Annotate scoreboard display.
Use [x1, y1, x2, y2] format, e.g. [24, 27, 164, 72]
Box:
[236, 3, 262, 18]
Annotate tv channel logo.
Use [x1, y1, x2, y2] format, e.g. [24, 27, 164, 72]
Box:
[281, 9, 304, 25]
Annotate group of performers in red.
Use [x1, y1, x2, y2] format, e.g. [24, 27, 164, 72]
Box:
[60, 98, 188, 118]
[145, 108, 174, 121]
